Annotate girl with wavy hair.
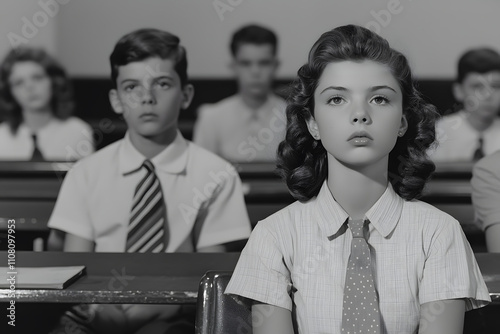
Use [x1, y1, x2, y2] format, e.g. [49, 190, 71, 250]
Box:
[226, 25, 490, 333]
[0, 47, 94, 161]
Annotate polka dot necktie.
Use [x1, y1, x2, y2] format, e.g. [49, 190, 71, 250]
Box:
[341, 219, 381, 334]
[126, 160, 169, 253]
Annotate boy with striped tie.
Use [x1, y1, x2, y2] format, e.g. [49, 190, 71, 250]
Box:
[48, 28, 251, 333]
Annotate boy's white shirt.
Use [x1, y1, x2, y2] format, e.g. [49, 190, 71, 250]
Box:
[431, 110, 500, 162]
[193, 94, 287, 162]
[48, 130, 251, 252]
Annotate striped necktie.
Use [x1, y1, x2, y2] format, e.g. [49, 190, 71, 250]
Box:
[31, 134, 45, 161]
[342, 219, 381, 334]
[126, 160, 169, 253]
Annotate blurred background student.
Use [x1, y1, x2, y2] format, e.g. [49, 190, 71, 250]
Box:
[432, 48, 500, 163]
[0, 47, 94, 161]
[193, 24, 286, 163]
[471, 151, 500, 252]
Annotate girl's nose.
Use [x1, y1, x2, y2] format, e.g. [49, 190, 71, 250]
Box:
[351, 105, 372, 124]
[352, 116, 369, 123]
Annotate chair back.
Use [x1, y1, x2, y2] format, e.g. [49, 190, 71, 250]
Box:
[195, 271, 253, 334]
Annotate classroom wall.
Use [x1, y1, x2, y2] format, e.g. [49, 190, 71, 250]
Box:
[0, 0, 58, 62]
[1, 0, 500, 79]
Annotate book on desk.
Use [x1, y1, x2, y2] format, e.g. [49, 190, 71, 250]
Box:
[0, 265, 85, 289]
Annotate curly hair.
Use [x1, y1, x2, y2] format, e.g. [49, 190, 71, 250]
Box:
[0, 47, 74, 134]
[277, 25, 438, 202]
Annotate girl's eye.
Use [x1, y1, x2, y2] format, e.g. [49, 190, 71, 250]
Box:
[327, 96, 345, 105]
[32, 74, 46, 82]
[371, 95, 389, 105]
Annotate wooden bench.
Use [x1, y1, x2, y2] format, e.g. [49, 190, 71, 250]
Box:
[0, 162, 485, 251]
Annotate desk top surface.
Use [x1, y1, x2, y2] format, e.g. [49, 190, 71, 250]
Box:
[0, 251, 499, 305]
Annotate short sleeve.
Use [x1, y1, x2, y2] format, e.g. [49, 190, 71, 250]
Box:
[225, 222, 293, 311]
[192, 105, 219, 155]
[195, 165, 251, 249]
[419, 219, 491, 310]
[471, 159, 500, 230]
[47, 164, 94, 240]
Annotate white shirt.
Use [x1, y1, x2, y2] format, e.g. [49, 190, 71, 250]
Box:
[0, 117, 94, 161]
[193, 94, 287, 162]
[226, 181, 490, 334]
[48, 131, 251, 252]
[432, 111, 500, 162]
[471, 151, 500, 230]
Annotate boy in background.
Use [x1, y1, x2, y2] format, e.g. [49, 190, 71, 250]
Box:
[471, 151, 500, 252]
[48, 28, 251, 333]
[193, 24, 286, 163]
[432, 48, 500, 163]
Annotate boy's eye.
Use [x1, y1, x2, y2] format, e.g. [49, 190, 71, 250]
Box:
[371, 95, 389, 105]
[490, 83, 500, 90]
[10, 79, 23, 88]
[156, 81, 171, 89]
[124, 84, 138, 92]
[238, 60, 251, 67]
[258, 60, 273, 67]
[471, 83, 484, 90]
[327, 96, 345, 105]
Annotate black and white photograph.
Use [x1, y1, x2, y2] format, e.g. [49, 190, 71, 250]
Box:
[0, 1, 499, 333]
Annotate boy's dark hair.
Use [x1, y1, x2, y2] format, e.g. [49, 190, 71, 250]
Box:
[110, 28, 188, 88]
[277, 25, 438, 202]
[230, 24, 278, 57]
[0, 47, 74, 134]
[457, 48, 500, 83]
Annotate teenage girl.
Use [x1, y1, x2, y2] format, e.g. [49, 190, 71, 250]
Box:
[226, 25, 490, 334]
[0, 47, 94, 161]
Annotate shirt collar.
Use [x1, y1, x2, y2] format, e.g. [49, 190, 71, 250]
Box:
[315, 181, 350, 239]
[119, 130, 189, 175]
[315, 180, 404, 239]
[364, 183, 404, 237]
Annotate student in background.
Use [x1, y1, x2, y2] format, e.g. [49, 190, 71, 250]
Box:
[47, 29, 251, 333]
[471, 151, 500, 252]
[0, 47, 94, 161]
[432, 48, 500, 163]
[193, 24, 286, 163]
[226, 25, 490, 333]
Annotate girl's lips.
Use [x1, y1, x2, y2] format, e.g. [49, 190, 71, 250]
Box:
[347, 131, 373, 141]
[349, 137, 372, 146]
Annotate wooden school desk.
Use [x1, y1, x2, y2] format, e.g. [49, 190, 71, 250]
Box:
[0, 251, 240, 304]
[0, 251, 499, 305]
